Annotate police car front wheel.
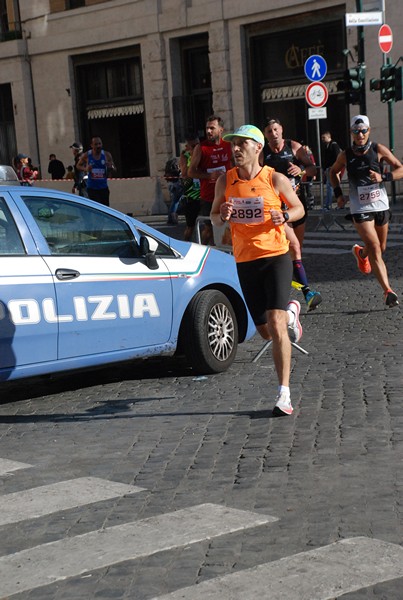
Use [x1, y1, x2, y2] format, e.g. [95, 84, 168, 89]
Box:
[181, 290, 238, 374]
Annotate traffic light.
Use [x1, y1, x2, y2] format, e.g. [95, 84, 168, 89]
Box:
[380, 63, 395, 102]
[337, 65, 366, 105]
[369, 76, 383, 94]
[370, 64, 403, 103]
[395, 66, 403, 102]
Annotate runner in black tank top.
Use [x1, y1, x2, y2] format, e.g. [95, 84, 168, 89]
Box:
[264, 118, 322, 312]
[330, 114, 403, 308]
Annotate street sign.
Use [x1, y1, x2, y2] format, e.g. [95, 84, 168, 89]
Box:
[379, 24, 393, 54]
[308, 107, 327, 120]
[345, 12, 382, 26]
[305, 82, 328, 108]
[304, 55, 327, 82]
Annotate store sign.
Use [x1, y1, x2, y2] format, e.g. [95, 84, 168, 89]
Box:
[252, 20, 345, 84]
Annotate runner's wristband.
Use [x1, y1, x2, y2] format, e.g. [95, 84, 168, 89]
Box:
[220, 215, 226, 223]
[381, 172, 393, 182]
[333, 186, 343, 198]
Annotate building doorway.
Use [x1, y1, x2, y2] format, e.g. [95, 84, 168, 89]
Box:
[0, 84, 17, 165]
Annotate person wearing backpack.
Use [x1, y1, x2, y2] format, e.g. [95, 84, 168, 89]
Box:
[179, 134, 201, 240]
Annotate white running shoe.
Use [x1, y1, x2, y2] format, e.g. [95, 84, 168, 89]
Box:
[287, 300, 302, 343]
[273, 391, 293, 416]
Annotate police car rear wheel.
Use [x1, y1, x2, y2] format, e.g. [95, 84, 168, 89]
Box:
[182, 290, 238, 374]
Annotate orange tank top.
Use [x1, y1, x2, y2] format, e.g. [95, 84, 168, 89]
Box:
[224, 165, 289, 263]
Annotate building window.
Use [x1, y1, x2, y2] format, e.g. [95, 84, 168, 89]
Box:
[172, 34, 213, 151]
[0, 0, 8, 35]
[66, 0, 86, 8]
[82, 59, 143, 105]
[74, 51, 148, 178]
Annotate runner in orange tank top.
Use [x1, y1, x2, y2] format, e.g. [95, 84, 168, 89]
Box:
[211, 125, 305, 417]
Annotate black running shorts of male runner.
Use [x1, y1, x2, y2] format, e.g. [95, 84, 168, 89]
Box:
[287, 189, 307, 229]
[236, 252, 293, 325]
[184, 198, 201, 227]
[351, 210, 391, 226]
[87, 187, 110, 207]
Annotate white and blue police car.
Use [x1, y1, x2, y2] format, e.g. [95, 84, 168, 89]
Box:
[0, 184, 255, 382]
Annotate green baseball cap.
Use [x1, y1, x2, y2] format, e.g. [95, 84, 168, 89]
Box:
[223, 124, 265, 145]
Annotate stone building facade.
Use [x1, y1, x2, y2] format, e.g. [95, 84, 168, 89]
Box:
[0, 0, 402, 213]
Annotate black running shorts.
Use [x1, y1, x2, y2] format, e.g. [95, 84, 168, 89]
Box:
[286, 190, 307, 228]
[236, 253, 293, 325]
[351, 209, 391, 226]
[87, 187, 110, 207]
[184, 199, 201, 227]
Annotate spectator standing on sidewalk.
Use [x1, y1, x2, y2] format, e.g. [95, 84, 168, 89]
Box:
[179, 134, 201, 241]
[70, 142, 87, 196]
[188, 115, 232, 245]
[321, 131, 342, 210]
[14, 154, 38, 186]
[211, 124, 304, 417]
[76, 136, 116, 206]
[330, 114, 403, 308]
[164, 156, 182, 225]
[47, 154, 66, 180]
[65, 165, 74, 180]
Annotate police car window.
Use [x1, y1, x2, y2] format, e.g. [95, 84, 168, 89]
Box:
[22, 197, 139, 258]
[0, 197, 25, 255]
[136, 228, 176, 257]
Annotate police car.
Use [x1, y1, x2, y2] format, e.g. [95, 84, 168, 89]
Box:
[0, 185, 255, 382]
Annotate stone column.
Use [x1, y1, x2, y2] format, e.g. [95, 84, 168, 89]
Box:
[142, 33, 173, 179]
[208, 20, 233, 132]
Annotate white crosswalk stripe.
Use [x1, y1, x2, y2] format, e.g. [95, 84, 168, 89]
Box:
[0, 477, 145, 526]
[0, 458, 32, 476]
[0, 467, 402, 598]
[151, 537, 403, 600]
[0, 503, 275, 598]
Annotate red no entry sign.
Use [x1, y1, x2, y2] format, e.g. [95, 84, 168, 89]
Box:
[379, 24, 393, 54]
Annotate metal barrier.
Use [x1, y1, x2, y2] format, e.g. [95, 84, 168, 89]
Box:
[195, 216, 233, 252]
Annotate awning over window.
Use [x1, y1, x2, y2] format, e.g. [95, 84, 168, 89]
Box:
[261, 81, 338, 102]
[87, 104, 144, 119]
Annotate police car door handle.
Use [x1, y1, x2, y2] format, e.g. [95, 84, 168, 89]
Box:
[55, 268, 81, 280]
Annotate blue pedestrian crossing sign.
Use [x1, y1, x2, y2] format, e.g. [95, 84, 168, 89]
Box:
[304, 55, 327, 82]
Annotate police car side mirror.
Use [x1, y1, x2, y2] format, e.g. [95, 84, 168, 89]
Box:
[139, 235, 159, 270]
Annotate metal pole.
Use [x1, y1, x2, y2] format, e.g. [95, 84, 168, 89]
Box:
[356, 0, 367, 114]
[380, 0, 396, 203]
[388, 96, 396, 204]
[315, 118, 324, 208]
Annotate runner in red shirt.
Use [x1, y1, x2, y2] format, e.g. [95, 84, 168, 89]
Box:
[188, 115, 232, 244]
